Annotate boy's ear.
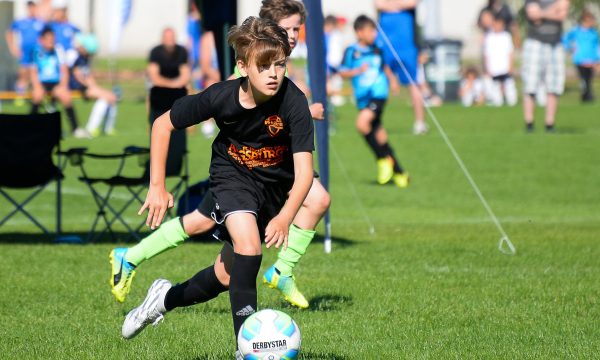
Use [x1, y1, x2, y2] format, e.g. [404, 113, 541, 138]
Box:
[237, 60, 248, 77]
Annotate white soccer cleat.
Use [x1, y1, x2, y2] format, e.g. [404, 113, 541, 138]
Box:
[121, 279, 171, 339]
[413, 121, 429, 135]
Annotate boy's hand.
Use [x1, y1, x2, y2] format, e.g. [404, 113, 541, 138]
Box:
[264, 215, 290, 249]
[309, 103, 325, 120]
[138, 185, 174, 230]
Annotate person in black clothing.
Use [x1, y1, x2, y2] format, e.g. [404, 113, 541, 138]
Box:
[147, 27, 191, 122]
[147, 27, 191, 175]
[121, 17, 314, 354]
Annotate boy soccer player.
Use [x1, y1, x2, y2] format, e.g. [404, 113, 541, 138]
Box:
[5, 1, 44, 104]
[110, 0, 328, 310]
[121, 17, 314, 347]
[338, 15, 409, 188]
[30, 26, 86, 138]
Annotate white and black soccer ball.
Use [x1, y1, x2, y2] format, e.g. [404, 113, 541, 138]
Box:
[237, 309, 301, 360]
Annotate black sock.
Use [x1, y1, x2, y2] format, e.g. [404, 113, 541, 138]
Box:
[381, 143, 404, 173]
[545, 124, 555, 132]
[229, 253, 262, 339]
[30, 103, 40, 114]
[364, 130, 387, 159]
[163, 265, 227, 311]
[526, 122, 534, 132]
[65, 106, 79, 132]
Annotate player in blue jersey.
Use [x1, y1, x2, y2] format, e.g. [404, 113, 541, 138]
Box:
[30, 26, 87, 138]
[375, 0, 428, 135]
[5, 1, 45, 102]
[49, 5, 80, 59]
[339, 15, 409, 188]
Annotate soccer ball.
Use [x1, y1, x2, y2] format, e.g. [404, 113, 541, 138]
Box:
[237, 309, 301, 360]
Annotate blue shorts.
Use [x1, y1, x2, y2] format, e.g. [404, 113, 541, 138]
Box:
[19, 47, 34, 66]
[388, 53, 418, 86]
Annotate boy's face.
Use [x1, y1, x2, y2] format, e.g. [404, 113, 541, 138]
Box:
[277, 14, 302, 50]
[492, 19, 505, 32]
[40, 33, 55, 50]
[356, 25, 377, 45]
[582, 16, 596, 28]
[240, 56, 287, 98]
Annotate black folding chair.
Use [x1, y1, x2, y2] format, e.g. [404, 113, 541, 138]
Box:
[0, 112, 65, 239]
[63, 136, 188, 243]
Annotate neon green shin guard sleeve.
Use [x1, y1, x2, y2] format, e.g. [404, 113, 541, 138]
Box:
[274, 224, 316, 276]
[125, 217, 189, 266]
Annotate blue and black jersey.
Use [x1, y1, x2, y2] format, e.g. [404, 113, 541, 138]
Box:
[33, 45, 65, 84]
[340, 43, 389, 109]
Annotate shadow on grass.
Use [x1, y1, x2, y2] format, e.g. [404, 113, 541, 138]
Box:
[307, 294, 353, 312]
[190, 350, 348, 360]
[311, 234, 356, 248]
[0, 231, 219, 244]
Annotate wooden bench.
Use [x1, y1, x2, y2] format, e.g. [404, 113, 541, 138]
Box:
[0, 90, 83, 101]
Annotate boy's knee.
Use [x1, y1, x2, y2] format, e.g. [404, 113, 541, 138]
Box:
[182, 211, 215, 235]
[304, 185, 331, 215]
[233, 244, 262, 256]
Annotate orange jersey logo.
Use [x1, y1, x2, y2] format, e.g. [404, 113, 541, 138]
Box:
[264, 115, 284, 137]
[228, 143, 287, 170]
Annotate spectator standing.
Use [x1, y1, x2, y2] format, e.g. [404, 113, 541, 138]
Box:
[147, 28, 191, 123]
[147, 28, 191, 174]
[198, 30, 220, 138]
[375, 0, 428, 135]
[563, 10, 600, 103]
[30, 26, 87, 138]
[522, 0, 569, 133]
[484, 16, 517, 106]
[478, 0, 520, 47]
[187, 0, 202, 90]
[49, 5, 80, 61]
[324, 15, 346, 106]
[4, 1, 45, 104]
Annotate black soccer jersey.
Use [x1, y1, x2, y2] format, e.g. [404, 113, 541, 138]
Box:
[170, 77, 314, 187]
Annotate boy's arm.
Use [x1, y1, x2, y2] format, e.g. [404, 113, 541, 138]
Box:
[174, 63, 192, 88]
[264, 152, 313, 249]
[138, 110, 175, 229]
[5, 30, 20, 58]
[384, 64, 400, 94]
[338, 63, 368, 78]
[147, 62, 176, 88]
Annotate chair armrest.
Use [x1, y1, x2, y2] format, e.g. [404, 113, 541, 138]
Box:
[124, 146, 150, 155]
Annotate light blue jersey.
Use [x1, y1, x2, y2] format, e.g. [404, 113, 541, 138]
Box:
[33, 45, 64, 84]
[340, 43, 389, 109]
[563, 26, 600, 65]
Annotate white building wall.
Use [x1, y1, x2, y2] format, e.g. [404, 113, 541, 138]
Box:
[9, 0, 491, 59]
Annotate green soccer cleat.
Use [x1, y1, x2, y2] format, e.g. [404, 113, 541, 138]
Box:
[393, 172, 410, 188]
[377, 158, 394, 185]
[109, 248, 136, 303]
[263, 265, 309, 309]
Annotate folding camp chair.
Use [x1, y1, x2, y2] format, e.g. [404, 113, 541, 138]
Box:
[0, 112, 65, 239]
[63, 133, 188, 243]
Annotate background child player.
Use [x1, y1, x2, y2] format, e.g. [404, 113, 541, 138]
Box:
[120, 17, 314, 350]
[338, 15, 409, 188]
[110, 0, 329, 310]
[30, 26, 87, 138]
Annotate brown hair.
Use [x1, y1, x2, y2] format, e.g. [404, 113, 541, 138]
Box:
[259, 0, 307, 24]
[228, 16, 291, 67]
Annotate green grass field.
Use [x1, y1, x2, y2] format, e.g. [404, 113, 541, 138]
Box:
[1, 81, 599, 359]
